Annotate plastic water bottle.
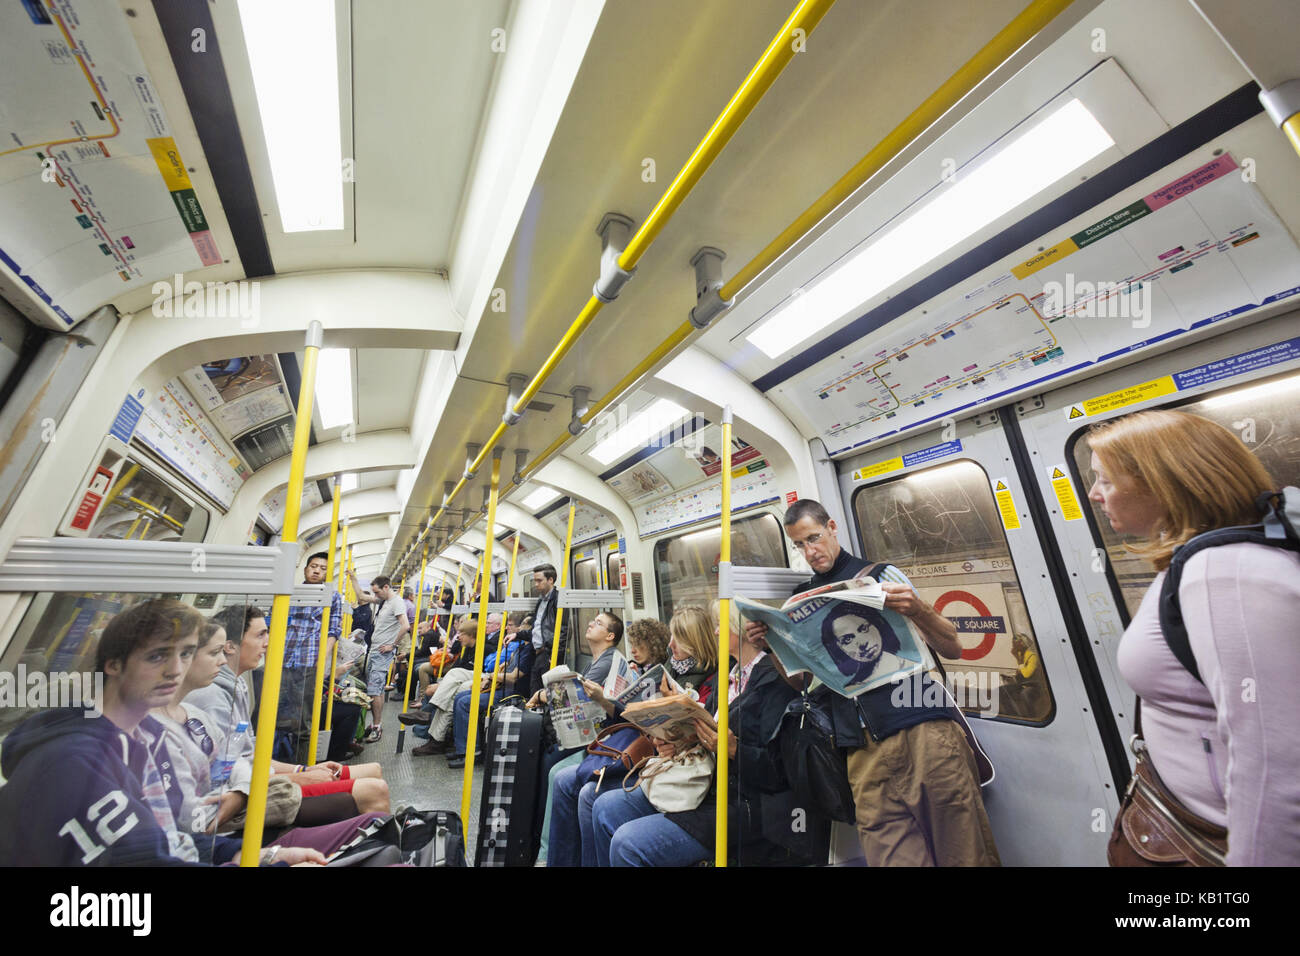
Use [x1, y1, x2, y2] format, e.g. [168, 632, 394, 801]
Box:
[210, 720, 249, 787]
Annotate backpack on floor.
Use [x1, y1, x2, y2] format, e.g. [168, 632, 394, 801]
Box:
[327, 808, 466, 867]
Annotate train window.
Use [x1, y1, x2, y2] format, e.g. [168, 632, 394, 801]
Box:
[607, 549, 620, 592]
[1069, 370, 1300, 618]
[654, 513, 788, 621]
[568, 552, 602, 672]
[84, 456, 209, 542]
[853, 460, 1053, 724]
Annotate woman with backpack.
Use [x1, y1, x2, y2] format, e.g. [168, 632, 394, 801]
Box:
[1087, 409, 1300, 866]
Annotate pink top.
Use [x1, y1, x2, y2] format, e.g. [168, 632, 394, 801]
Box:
[1117, 541, 1300, 866]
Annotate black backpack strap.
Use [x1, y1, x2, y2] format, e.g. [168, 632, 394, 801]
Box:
[1158, 525, 1280, 684]
[862, 561, 887, 581]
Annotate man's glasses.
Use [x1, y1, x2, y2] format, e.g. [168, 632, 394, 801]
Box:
[791, 531, 828, 551]
[185, 717, 214, 756]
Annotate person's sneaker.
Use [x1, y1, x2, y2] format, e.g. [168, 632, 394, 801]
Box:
[446, 754, 466, 769]
[363, 726, 382, 743]
[412, 738, 448, 756]
[345, 741, 366, 757]
[397, 711, 432, 726]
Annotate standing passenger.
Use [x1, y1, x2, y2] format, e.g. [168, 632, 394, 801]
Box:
[277, 551, 343, 763]
[1088, 410, 1300, 865]
[526, 565, 564, 693]
[745, 499, 999, 866]
[348, 573, 410, 742]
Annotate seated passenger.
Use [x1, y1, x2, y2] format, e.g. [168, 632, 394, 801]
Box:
[744, 499, 999, 867]
[585, 605, 720, 866]
[584, 617, 670, 722]
[645, 600, 827, 867]
[0, 599, 359, 866]
[1088, 410, 1300, 866]
[185, 605, 390, 825]
[549, 616, 668, 867]
[445, 612, 528, 768]
[407, 618, 480, 755]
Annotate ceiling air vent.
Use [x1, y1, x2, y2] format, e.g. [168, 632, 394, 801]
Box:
[526, 399, 554, 413]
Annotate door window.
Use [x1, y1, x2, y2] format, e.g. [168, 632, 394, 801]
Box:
[853, 460, 1053, 723]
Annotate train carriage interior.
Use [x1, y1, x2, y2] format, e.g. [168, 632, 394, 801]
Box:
[0, 0, 1298, 877]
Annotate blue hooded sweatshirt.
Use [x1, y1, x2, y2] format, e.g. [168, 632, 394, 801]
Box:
[0, 708, 241, 866]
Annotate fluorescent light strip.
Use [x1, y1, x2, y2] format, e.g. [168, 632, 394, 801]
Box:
[522, 487, 561, 510]
[315, 348, 353, 429]
[588, 398, 691, 465]
[747, 99, 1115, 359]
[238, 0, 344, 232]
[340, 473, 358, 492]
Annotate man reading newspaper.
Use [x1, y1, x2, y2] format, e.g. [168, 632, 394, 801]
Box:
[743, 500, 999, 867]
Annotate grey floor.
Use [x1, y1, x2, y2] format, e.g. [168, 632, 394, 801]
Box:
[351, 695, 484, 848]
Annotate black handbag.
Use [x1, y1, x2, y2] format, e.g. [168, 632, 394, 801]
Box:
[771, 691, 856, 824]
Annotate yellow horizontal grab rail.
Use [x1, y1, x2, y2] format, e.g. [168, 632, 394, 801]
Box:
[438, 0, 840, 499]
[424, 0, 1071, 560]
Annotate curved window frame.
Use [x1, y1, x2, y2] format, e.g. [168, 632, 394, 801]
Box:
[850, 457, 1056, 727]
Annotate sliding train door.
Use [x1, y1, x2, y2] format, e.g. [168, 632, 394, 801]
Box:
[1014, 315, 1300, 749]
[836, 415, 1118, 866]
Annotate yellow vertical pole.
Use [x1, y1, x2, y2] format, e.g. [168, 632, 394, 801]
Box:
[240, 321, 322, 867]
[327, 531, 351, 730]
[486, 532, 523, 718]
[507, 532, 521, 597]
[400, 548, 429, 714]
[551, 501, 577, 671]
[100, 462, 140, 514]
[306, 474, 343, 765]
[716, 407, 734, 867]
[461, 458, 502, 824]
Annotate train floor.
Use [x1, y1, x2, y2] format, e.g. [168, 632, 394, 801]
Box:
[357, 694, 485, 847]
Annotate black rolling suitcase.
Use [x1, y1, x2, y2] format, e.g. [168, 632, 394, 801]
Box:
[475, 702, 546, 866]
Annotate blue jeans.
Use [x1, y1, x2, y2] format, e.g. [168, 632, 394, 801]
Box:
[591, 786, 709, 867]
[547, 764, 584, 867]
[547, 766, 604, 867]
[452, 690, 492, 756]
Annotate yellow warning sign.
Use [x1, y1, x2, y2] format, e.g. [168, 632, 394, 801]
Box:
[992, 478, 1021, 530]
[1081, 375, 1178, 417]
[854, 457, 904, 482]
[1067, 404, 1085, 420]
[1048, 465, 1084, 521]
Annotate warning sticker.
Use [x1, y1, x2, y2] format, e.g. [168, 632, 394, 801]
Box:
[1065, 403, 1085, 421]
[1082, 375, 1178, 416]
[1048, 465, 1084, 521]
[854, 456, 904, 482]
[992, 478, 1021, 530]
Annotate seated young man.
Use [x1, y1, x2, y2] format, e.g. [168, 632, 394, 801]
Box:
[186, 604, 390, 824]
[0, 599, 368, 866]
